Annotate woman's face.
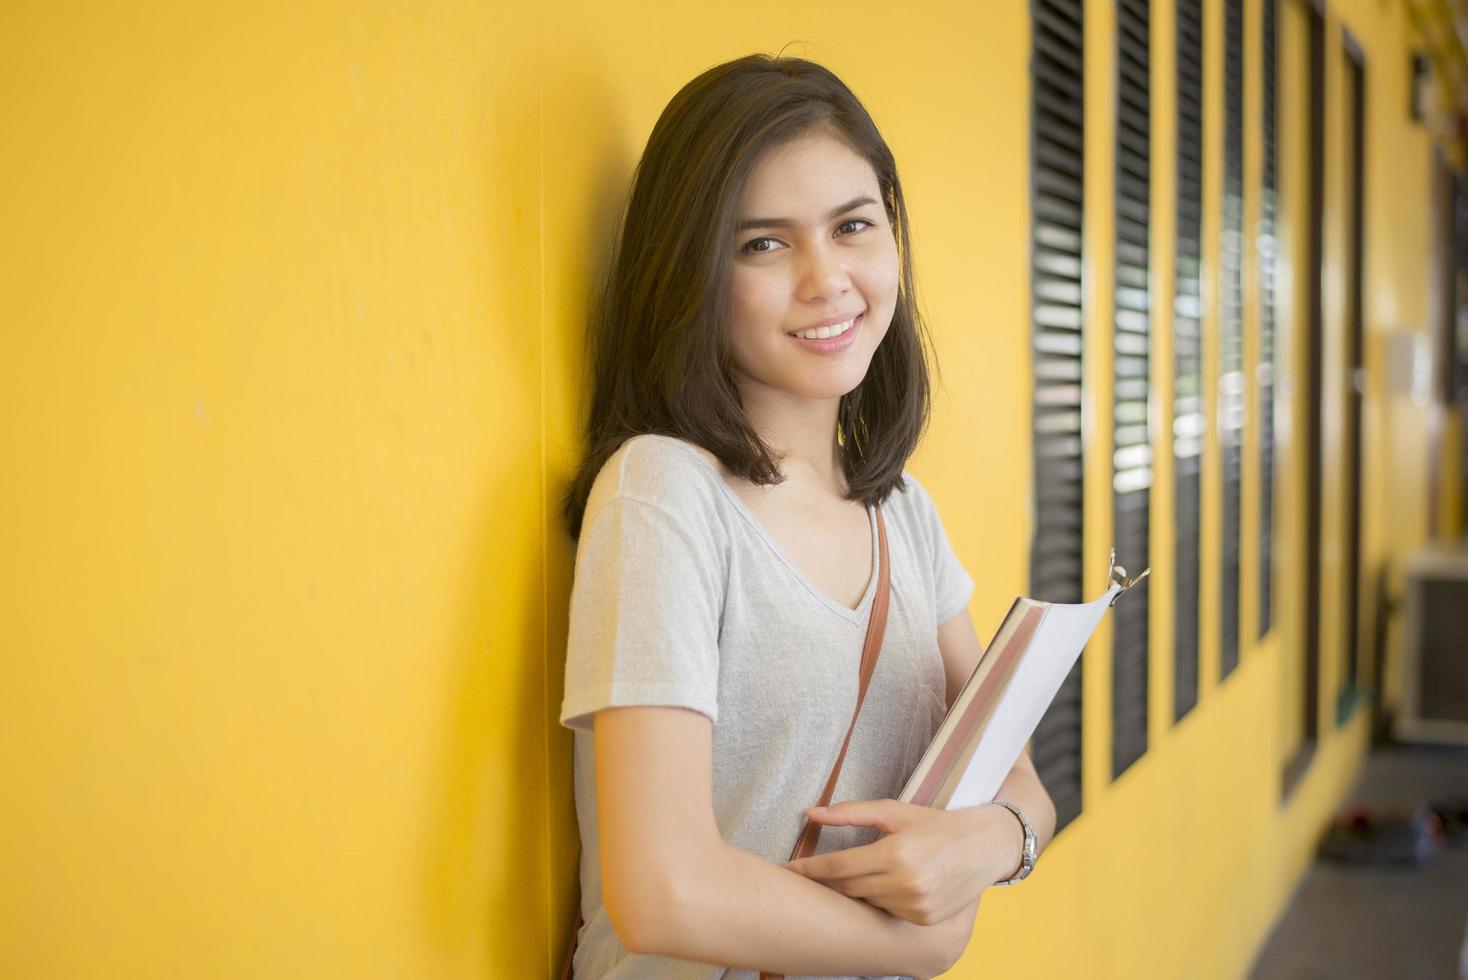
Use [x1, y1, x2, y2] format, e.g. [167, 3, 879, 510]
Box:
[724, 128, 900, 404]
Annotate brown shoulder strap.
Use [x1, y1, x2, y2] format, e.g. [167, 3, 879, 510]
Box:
[760, 504, 892, 980]
[561, 505, 892, 980]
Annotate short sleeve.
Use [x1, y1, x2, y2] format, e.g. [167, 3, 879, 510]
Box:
[558, 495, 725, 733]
[906, 475, 975, 626]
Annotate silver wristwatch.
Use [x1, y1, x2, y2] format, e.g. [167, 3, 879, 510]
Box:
[987, 799, 1036, 886]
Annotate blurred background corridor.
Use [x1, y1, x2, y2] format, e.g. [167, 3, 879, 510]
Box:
[2, 1, 1467, 977]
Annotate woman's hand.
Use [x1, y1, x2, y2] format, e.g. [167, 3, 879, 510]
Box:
[782, 799, 1023, 926]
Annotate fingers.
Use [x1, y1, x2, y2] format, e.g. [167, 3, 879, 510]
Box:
[819, 874, 955, 928]
[784, 836, 895, 880]
[802, 862, 966, 928]
[812, 869, 893, 901]
[804, 798, 914, 836]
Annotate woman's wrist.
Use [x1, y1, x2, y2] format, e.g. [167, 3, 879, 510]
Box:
[954, 803, 1024, 886]
[978, 802, 1027, 884]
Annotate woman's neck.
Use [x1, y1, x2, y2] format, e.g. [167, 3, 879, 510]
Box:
[737, 385, 847, 497]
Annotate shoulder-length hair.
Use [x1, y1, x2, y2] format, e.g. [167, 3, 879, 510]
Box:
[561, 53, 940, 541]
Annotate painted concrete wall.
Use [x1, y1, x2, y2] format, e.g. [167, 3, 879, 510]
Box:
[1, 1, 1458, 977]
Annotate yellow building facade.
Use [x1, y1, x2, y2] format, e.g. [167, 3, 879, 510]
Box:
[1, 1, 1462, 977]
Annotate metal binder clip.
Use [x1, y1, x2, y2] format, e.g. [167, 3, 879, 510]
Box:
[1107, 548, 1152, 606]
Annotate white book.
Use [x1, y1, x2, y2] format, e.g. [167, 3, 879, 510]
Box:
[899, 551, 1150, 811]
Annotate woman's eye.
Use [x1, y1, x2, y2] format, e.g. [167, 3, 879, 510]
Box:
[741, 220, 871, 254]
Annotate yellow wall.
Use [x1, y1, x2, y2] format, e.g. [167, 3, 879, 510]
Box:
[0, 1, 1456, 978]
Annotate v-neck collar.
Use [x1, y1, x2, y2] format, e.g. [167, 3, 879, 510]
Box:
[667, 437, 880, 625]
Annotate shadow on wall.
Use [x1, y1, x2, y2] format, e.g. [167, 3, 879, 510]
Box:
[540, 52, 649, 972]
[431, 469, 548, 965]
[445, 47, 650, 974]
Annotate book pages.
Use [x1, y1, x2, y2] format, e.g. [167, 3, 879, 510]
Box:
[899, 552, 1148, 811]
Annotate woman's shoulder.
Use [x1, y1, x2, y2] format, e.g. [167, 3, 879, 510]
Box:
[884, 468, 948, 541]
[887, 468, 930, 512]
[583, 433, 728, 531]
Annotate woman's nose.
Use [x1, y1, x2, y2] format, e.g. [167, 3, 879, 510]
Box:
[796, 242, 852, 301]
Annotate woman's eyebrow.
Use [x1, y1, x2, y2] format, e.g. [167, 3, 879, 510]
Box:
[735, 195, 879, 233]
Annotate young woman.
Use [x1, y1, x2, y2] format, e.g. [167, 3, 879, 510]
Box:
[558, 53, 1057, 979]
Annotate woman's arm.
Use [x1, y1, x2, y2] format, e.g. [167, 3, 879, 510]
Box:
[986, 746, 1057, 863]
[663, 830, 976, 978]
[595, 705, 972, 978]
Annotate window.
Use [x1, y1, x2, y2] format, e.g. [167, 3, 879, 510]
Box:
[1030, 0, 1087, 832]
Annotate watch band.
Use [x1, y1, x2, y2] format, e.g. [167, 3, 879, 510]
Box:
[987, 799, 1036, 886]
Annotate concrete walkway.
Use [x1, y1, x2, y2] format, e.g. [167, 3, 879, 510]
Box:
[1249, 742, 1468, 980]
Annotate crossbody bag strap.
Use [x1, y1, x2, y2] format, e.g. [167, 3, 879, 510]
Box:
[562, 505, 892, 980]
[759, 503, 891, 980]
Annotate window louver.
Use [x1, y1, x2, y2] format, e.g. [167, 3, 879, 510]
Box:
[1030, 0, 1087, 833]
[1112, 0, 1152, 780]
[1174, 0, 1204, 720]
[1342, 35, 1366, 708]
[1220, 0, 1245, 679]
[1457, 178, 1468, 404]
[1258, 0, 1279, 637]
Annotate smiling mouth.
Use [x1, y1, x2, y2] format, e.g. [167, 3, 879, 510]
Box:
[789, 312, 864, 341]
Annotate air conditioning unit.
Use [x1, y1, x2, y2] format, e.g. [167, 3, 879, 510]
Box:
[1396, 538, 1468, 745]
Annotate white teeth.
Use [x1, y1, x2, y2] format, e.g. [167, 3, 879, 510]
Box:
[793, 316, 857, 341]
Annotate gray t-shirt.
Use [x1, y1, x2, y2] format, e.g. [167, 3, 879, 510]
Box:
[559, 433, 975, 980]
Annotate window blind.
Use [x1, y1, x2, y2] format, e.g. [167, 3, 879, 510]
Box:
[1112, 0, 1153, 780]
[1030, 0, 1087, 832]
[1174, 0, 1204, 720]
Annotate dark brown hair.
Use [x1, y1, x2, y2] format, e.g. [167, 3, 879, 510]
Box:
[561, 53, 940, 541]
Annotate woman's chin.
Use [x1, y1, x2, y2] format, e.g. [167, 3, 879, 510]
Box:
[733, 357, 873, 403]
[785, 371, 870, 402]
